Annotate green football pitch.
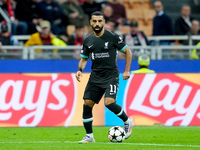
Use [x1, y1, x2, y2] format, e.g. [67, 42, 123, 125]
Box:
[0, 126, 199, 150]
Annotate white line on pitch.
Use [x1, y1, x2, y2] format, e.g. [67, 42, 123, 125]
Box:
[0, 141, 199, 148]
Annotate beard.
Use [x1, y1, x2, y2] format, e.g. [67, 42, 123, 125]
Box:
[92, 25, 103, 33]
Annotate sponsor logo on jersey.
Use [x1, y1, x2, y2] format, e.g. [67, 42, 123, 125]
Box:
[91, 52, 94, 60]
[91, 52, 110, 60]
[104, 42, 109, 49]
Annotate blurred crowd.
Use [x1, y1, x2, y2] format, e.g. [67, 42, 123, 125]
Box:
[0, 0, 200, 59]
[0, 0, 128, 36]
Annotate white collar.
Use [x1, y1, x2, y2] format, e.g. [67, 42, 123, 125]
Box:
[182, 16, 190, 20]
[182, 16, 192, 27]
[157, 11, 164, 16]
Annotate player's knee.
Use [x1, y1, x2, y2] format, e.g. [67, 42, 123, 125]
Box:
[104, 98, 116, 106]
[84, 100, 95, 107]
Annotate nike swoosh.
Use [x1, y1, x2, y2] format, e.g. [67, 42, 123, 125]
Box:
[88, 45, 93, 48]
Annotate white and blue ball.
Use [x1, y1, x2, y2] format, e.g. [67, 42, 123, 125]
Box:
[108, 126, 126, 143]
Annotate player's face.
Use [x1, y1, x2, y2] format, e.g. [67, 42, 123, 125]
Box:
[90, 15, 105, 33]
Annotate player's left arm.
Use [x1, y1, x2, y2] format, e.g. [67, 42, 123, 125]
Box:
[113, 33, 132, 80]
[121, 46, 132, 80]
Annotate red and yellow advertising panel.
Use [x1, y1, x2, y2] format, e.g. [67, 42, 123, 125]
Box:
[124, 73, 200, 126]
[0, 73, 104, 127]
[0, 73, 200, 127]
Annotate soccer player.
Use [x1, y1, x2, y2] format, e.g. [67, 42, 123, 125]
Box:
[76, 11, 133, 143]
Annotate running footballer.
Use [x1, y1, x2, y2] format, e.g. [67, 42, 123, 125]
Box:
[76, 11, 133, 143]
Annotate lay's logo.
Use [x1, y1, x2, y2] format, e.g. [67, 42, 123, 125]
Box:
[0, 73, 77, 127]
[124, 74, 200, 126]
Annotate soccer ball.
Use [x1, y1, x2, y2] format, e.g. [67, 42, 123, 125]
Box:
[108, 126, 126, 143]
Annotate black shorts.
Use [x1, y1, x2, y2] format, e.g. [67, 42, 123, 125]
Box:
[83, 79, 119, 104]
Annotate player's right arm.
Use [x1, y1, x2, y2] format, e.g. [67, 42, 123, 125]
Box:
[76, 57, 88, 82]
[112, 33, 132, 80]
[76, 37, 89, 82]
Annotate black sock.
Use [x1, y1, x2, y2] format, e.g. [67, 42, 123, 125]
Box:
[106, 102, 128, 122]
[82, 104, 93, 134]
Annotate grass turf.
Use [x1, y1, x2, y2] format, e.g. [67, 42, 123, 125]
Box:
[0, 126, 199, 150]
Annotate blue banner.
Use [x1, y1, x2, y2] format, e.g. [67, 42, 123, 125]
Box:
[0, 60, 199, 73]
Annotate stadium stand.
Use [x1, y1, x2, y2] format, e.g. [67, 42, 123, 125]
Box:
[122, 0, 152, 9]
[125, 0, 155, 36]
[126, 9, 144, 22]
[139, 25, 152, 36]
[66, 25, 76, 36]
[121, 26, 131, 34]
[131, 0, 152, 10]
[67, 25, 91, 36]
[0, 0, 200, 60]
[143, 9, 156, 25]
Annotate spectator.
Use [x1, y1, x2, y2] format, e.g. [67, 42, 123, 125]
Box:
[152, 1, 174, 59]
[152, 1, 173, 44]
[38, 0, 65, 35]
[123, 20, 149, 47]
[9, 0, 16, 7]
[95, 0, 109, 7]
[108, 0, 127, 26]
[57, 29, 68, 44]
[102, 5, 113, 23]
[61, 0, 89, 26]
[183, 20, 200, 59]
[82, 0, 102, 19]
[175, 5, 194, 36]
[95, 0, 108, 2]
[0, 0, 28, 35]
[122, 20, 149, 59]
[54, 0, 66, 4]
[0, 22, 18, 45]
[104, 19, 115, 32]
[102, 5, 122, 33]
[0, 23, 19, 59]
[183, 20, 200, 45]
[131, 54, 155, 74]
[67, 24, 86, 59]
[15, 0, 43, 34]
[67, 24, 85, 45]
[194, 0, 200, 5]
[25, 20, 66, 59]
[191, 42, 200, 59]
[77, 0, 86, 5]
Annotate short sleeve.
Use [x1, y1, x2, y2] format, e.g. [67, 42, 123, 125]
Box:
[80, 40, 89, 59]
[113, 34, 127, 52]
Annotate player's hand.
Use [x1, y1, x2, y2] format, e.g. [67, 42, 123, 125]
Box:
[76, 71, 82, 82]
[123, 71, 130, 80]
